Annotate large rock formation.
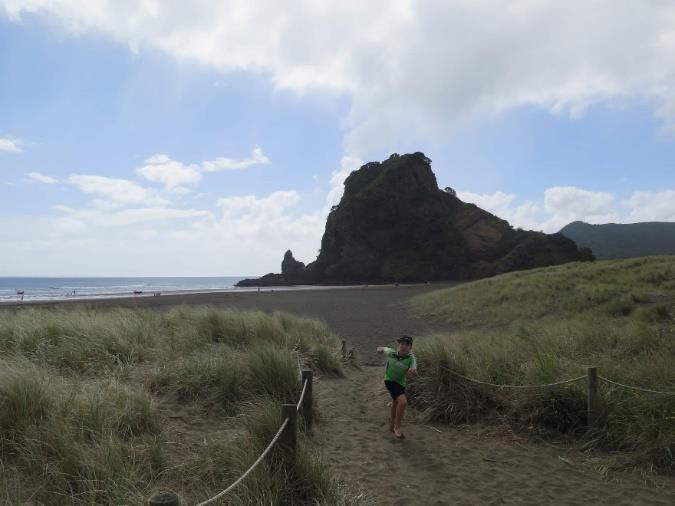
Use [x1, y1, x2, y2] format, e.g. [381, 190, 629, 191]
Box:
[281, 249, 306, 278]
[237, 152, 593, 286]
[236, 250, 306, 287]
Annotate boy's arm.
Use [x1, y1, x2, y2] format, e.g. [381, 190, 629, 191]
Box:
[376, 346, 394, 357]
[408, 355, 418, 377]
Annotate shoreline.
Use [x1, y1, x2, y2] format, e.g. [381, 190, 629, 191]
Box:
[0, 282, 459, 362]
[0, 281, 450, 308]
[0, 283, 379, 306]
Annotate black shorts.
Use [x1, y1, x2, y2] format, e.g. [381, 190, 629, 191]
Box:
[384, 380, 405, 400]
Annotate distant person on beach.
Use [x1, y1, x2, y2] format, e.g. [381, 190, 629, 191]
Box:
[376, 335, 417, 439]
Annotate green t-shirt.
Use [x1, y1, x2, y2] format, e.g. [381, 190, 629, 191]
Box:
[383, 347, 417, 387]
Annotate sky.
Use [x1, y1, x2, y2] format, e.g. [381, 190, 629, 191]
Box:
[1, 0, 674, 276]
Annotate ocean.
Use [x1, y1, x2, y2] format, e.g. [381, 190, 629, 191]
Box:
[0, 276, 248, 303]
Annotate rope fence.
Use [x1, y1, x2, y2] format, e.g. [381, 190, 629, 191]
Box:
[194, 418, 290, 506]
[437, 363, 674, 430]
[296, 378, 309, 412]
[149, 368, 314, 506]
[438, 363, 675, 396]
[438, 365, 586, 389]
[598, 375, 675, 396]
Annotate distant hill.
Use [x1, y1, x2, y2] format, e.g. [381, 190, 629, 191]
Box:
[559, 221, 675, 260]
[237, 153, 592, 287]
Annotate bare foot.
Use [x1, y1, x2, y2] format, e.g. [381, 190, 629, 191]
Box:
[393, 428, 404, 439]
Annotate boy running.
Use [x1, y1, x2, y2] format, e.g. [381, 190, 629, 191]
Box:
[376, 335, 417, 439]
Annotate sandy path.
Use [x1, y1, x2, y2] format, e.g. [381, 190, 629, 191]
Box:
[314, 366, 675, 506]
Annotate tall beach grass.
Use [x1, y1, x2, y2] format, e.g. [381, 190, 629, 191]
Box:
[0, 306, 360, 505]
[411, 257, 675, 470]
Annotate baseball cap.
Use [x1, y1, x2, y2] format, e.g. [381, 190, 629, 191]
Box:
[397, 335, 413, 345]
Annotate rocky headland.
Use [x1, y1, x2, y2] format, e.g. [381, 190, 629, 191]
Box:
[237, 152, 593, 287]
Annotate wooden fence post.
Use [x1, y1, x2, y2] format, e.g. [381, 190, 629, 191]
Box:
[148, 491, 179, 506]
[341, 340, 347, 360]
[281, 404, 297, 469]
[301, 369, 313, 432]
[587, 367, 599, 427]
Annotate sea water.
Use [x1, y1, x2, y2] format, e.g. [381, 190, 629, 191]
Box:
[0, 276, 248, 303]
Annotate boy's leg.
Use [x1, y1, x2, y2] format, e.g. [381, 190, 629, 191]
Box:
[393, 394, 407, 436]
[390, 401, 396, 432]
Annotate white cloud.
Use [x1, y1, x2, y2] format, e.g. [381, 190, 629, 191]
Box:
[5, 1, 675, 153]
[1, 188, 324, 275]
[136, 146, 270, 189]
[32, 146, 281, 274]
[27, 172, 58, 184]
[324, 155, 363, 213]
[458, 190, 543, 231]
[542, 186, 618, 231]
[217, 190, 299, 221]
[137, 155, 202, 189]
[457, 186, 675, 232]
[144, 154, 170, 164]
[201, 145, 270, 172]
[169, 186, 192, 195]
[0, 137, 22, 153]
[68, 174, 169, 209]
[50, 206, 213, 237]
[543, 187, 615, 216]
[458, 191, 516, 213]
[625, 190, 675, 222]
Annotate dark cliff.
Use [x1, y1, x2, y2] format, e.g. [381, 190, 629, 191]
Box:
[237, 152, 592, 286]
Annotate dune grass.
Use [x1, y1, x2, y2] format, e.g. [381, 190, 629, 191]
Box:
[187, 398, 367, 505]
[410, 257, 675, 470]
[412, 256, 675, 325]
[0, 306, 361, 505]
[0, 359, 160, 504]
